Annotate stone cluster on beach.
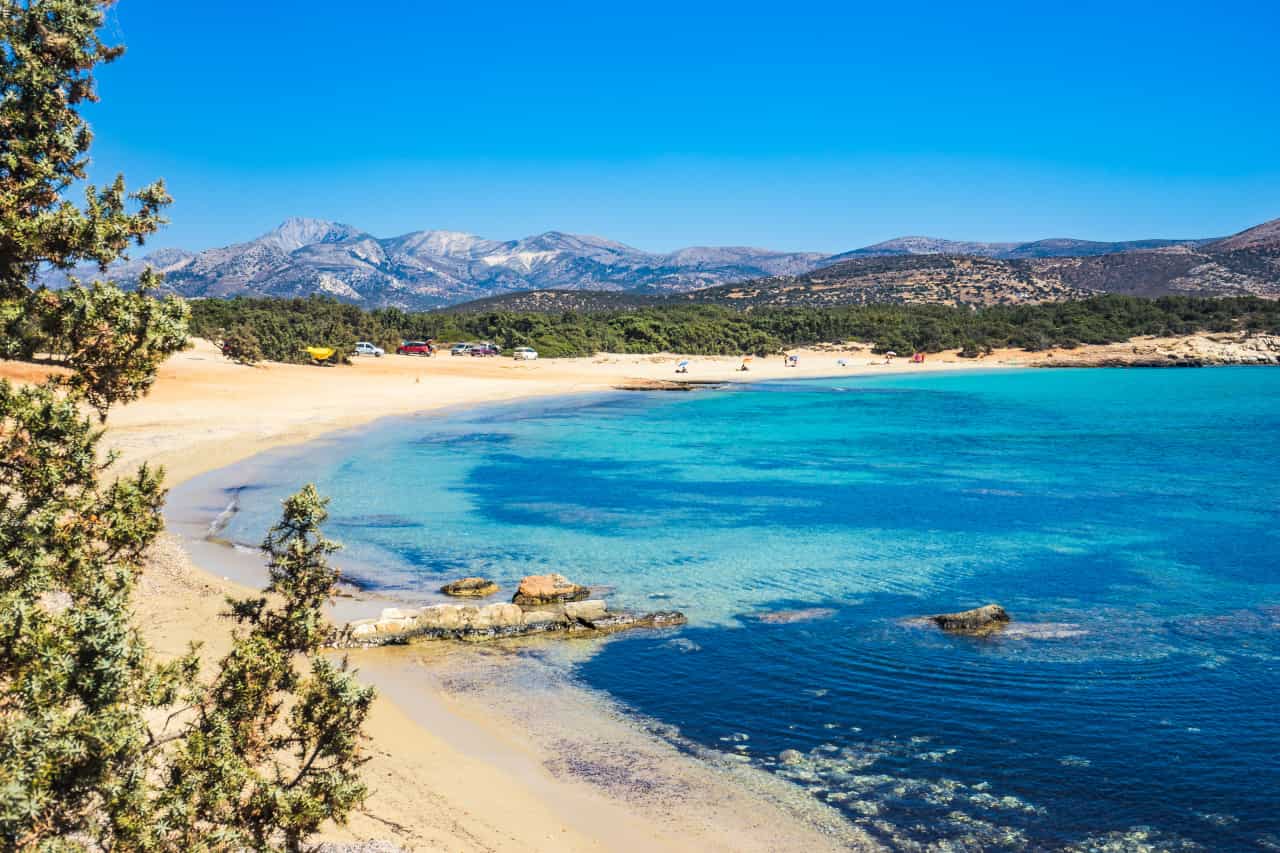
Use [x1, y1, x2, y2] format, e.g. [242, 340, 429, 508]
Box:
[337, 573, 686, 646]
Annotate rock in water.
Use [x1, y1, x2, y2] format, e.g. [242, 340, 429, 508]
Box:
[563, 599, 608, 623]
[930, 603, 1011, 635]
[440, 577, 499, 597]
[580, 610, 688, 632]
[512, 573, 590, 605]
[337, 602, 688, 646]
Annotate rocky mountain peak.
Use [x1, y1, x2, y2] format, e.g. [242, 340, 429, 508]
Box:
[257, 217, 362, 253]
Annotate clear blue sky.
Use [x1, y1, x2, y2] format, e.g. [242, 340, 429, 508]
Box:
[87, 0, 1279, 253]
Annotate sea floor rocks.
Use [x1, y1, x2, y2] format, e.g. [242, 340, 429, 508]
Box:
[439, 576, 499, 597]
[512, 572, 591, 605]
[748, 607, 837, 624]
[337, 600, 686, 647]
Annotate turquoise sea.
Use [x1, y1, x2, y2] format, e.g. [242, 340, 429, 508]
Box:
[193, 368, 1279, 850]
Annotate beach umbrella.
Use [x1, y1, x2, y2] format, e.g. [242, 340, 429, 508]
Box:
[885, 351, 897, 357]
[677, 360, 689, 368]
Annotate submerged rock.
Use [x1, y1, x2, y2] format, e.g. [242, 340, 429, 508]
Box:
[779, 749, 806, 765]
[1001, 621, 1087, 640]
[512, 573, 590, 605]
[580, 610, 688, 632]
[439, 576, 499, 598]
[748, 607, 837, 624]
[930, 603, 1011, 635]
[1169, 606, 1280, 640]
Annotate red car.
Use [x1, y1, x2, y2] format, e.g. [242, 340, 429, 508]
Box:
[396, 340, 434, 356]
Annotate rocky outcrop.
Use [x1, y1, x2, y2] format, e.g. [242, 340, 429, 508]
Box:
[1036, 333, 1280, 369]
[930, 604, 1011, 635]
[512, 573, 590, 606]
[336, 599, 686, 647]
[440, 576, 499, 598]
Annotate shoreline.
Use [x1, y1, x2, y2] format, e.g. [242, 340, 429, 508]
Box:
[5, 334, 1275, 851]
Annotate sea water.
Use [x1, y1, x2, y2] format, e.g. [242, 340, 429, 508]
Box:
[203, 368, 1280, 850]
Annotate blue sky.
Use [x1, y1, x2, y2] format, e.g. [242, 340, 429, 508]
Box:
[88, 0, 1279, 253]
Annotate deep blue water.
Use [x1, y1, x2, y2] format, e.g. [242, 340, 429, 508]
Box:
[211, 368, 1280, 850]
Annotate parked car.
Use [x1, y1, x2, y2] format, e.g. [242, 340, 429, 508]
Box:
[396, 340, 434, 356]
[353, 341, 384, 357]
[470, 344, 500, 357]
[450, 343, 474, 356]
[512, 346, 539, 360]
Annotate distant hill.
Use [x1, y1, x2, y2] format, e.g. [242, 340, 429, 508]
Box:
[681, 255, 1090, 308]
[999, 237, 1210, 259]
[448, 218, 1280, 312]
[824, 236, 1019, 261]
[685, 220, 1280, 308]
[1205, 218, 1280, 252]
[822, 235, 1208, 264]
[37, 216, 1278, 309]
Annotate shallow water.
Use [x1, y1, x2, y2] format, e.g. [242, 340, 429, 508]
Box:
[193, 368, 1280, 850]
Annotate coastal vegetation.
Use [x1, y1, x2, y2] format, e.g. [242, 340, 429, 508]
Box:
[187, 292, 1280, 363]
[0, 3, 369, 848]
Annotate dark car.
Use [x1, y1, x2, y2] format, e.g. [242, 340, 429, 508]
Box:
[396, 340, 434, 356]
[469, 344, 500, 357]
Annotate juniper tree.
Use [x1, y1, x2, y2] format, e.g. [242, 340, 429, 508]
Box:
[158, 486, 373, 852]
[219, 323, 265, 365]
[1, 2, 371, 849]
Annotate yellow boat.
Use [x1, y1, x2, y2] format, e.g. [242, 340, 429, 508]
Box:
[304, 346, 336, 362]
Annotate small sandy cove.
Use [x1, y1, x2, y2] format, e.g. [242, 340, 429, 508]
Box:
[0, 335, 1240, 851]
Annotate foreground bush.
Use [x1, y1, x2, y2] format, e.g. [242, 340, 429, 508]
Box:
[0, 3, 371, 848]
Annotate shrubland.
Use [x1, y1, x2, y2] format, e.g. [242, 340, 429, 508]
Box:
[187, 293, 1280, 362]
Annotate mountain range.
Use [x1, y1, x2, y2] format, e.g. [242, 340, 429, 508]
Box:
[40, 218, 824, 309]
[38, 216, 1280, 310]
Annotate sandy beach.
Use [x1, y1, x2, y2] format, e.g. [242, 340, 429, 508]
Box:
[4, 334, 1272, 851]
